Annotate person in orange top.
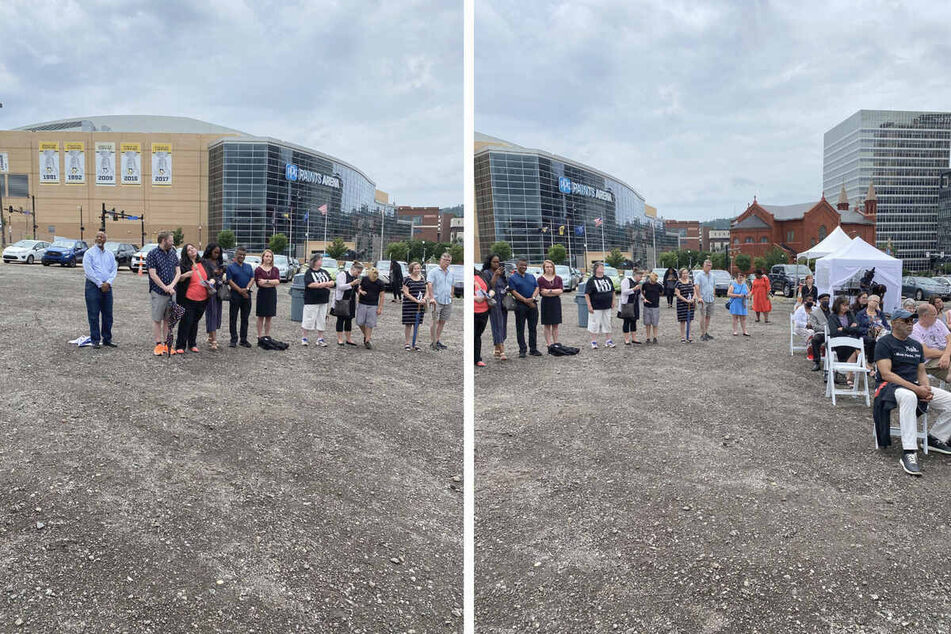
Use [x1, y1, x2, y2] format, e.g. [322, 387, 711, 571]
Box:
[750, 269, 772, 323]
[474, 267, 491, 367]
[175, 243, 211, 354]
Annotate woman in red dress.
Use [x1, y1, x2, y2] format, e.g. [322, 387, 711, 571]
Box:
[750, 269, 772, 323]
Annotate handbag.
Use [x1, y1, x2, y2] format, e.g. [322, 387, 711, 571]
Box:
[334, 298, 351, 319]
[218, 281, 230, 301]
[620, 301, 637, 319]
[502, 292, 517, 311]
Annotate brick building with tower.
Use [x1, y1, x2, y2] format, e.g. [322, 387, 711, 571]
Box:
[730, 183, 878, 259]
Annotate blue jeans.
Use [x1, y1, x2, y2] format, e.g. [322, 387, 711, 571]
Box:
[85, 280, 114, 344]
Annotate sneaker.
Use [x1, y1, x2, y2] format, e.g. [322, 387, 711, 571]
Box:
[317, 338, 328, 347]
[590, 341, 598, 350]
[301, 338, 309, 346]
[92, 342, 101, 349]
[239, 341, 252, 348]
[529, 349, 542, 356]
[652, 337, 658, 344]
[436, 341, 448, 350]
[705, 334, 714, 340]
[229, 341, 237, 348]
[430, 342, 438, 351]
[153, 343, 166, 356]
[365, 341, 373, 350]
[900, 451, 922, 476]
[927, 435, 951, 455]
[103, 341, 117, 348]
[518, 351, 527, 358]
[605, 340, 616, 348]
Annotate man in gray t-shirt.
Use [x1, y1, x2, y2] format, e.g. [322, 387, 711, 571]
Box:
[694, 259, 717, 341]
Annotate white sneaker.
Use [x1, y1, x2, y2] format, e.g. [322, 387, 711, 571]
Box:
[317, 338, 328, 347]
[301, 338, 309, 346]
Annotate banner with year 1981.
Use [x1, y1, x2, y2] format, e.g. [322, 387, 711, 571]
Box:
[39, 142, 60, 184]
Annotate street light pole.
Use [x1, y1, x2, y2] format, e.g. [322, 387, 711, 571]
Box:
[79, 205, 84, 242]
[31, 195, 37, 239]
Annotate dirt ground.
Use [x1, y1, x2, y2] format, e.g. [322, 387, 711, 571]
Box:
[476, 290, 951, 633]
[0, 263, 462, 633]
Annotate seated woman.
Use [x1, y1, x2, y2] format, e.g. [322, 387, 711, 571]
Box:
[855, 294, 890, 369]
[829, 296, 863, 387]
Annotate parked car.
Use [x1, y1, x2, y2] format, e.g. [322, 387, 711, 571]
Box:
[450, 264, 464, 298]
[244, 255, 262, 271]
[768, 263, 813, 297]
[902, 276, 946, 301]
[320, 257, 339, 280]
[931, 276, 951, 299]
[555, 265, 577, 291]
[131, 243, 160, 271]
[2, 239, 49, 264]
[104, 242, 138, 268]
[710, 269, 732, 297]
[272, 254, 295, 282]
[601, 265, 623, 293]
[41, 238, 88, 267]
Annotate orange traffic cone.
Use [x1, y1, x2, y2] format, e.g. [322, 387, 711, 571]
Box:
[138, 259, 143, 276]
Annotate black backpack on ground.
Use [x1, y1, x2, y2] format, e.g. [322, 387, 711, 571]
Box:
[257, 336, 289, 351]
[549, 342, 579, 356]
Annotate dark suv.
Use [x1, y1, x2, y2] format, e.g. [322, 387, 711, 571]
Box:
[768, 264, 812, 297]
[105, 242, 138, 268]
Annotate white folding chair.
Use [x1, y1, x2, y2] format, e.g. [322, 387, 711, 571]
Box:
[825, 336, 870, 406]
[874, 408, 929, 455]
[790, 312, 808, 356]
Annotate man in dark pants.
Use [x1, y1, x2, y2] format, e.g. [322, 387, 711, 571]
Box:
[82, 230, 118, 349]
[508, 258, 541, 358]
[226, 247, 255, 347]
[808, 292, 832, 371]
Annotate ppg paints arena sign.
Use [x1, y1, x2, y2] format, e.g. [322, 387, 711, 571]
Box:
[558, 176, 613, 202]
[285, 163, 341, 188]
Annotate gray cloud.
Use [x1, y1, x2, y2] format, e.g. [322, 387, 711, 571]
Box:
[477, 0, 951, 220]
[0, 0, 462, 207]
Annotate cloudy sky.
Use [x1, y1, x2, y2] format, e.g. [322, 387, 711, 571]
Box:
[477, 0, 951, 221]
[0, 0, 462, 207]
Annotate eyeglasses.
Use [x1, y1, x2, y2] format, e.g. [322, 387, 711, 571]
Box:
[897, 318, 916, 324]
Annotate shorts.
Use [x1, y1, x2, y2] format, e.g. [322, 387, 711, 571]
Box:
[302, 303, 328, 331]
[643, 306, 660, 326]
[700, 300, 715, 318]
[587, 308, 612, 334]
[356, 302, 379, 328]
[924, 358, 951, 383]
[433, 302, 452, 322]
[150, 291, 172, 322]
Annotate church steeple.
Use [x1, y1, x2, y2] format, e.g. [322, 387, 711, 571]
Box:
[837, 183, 849, 211]
[866, 180, 877, 201]
[864, 180, 877, 219]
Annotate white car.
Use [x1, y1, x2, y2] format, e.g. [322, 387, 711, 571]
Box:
[2, 239, 49, 264]
[273, 255, 294, 282]
[244, 255, 262, 270]
[131, 243, 160, 271]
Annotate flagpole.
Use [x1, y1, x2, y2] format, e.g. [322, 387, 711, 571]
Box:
[600, 221, 605, 257]
[323, 207, 328, 251]
[566, 218, 573, 268]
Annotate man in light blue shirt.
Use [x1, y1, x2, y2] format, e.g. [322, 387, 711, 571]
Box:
[82, 230, 118, 348]
[427, 252, 455, 350]
[693, 258, 717, 341]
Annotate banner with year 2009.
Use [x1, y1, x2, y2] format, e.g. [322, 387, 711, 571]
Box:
[95, 142, 116, 185]
[120, 142, 141, 185]
[64, 142, 85, 184]
[151, 143, 172, 186]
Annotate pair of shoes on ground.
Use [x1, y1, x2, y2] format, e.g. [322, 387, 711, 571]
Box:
[404, 344, 422, 351]
[518, 349, 543, 358]
[429, 341, 449, 351]
[590, 340, 616, 349]
[228, 340, 252, 348]
[700, 333, 714, 341]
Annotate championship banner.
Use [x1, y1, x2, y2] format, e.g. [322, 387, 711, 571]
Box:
[151, 143, 172, 186]
[64, 142, 85, 185]
[0, 152, 9, 173]
[95, 142, 116, 185]
[39, 142, 60, 184]
[120, 142, 141, 185]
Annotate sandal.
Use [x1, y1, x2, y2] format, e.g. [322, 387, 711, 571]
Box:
[499, 351, 508, 361]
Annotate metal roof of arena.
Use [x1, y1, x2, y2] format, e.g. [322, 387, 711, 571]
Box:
[13, 115, 247, 135]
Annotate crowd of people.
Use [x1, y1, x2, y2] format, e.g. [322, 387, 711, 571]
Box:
[472, 256, 784, 365]
[81, 230, 456, 355]
[790, 278, 951, 476]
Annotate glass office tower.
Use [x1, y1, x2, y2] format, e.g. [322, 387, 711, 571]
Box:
[823, 110, 951, 271]
[938, 170, 951, 258]
[208, 138, 408, 256]
[475, 134, 660, 267]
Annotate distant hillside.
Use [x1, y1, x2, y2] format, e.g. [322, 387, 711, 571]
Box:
[440, 204, 463, 217]
[701, 218, 733, 230]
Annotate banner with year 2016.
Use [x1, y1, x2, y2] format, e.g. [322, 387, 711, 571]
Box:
[120, 142, 141, 185]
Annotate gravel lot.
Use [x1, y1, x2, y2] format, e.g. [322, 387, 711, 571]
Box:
[0, 263, 462, 633]
[476, 290, 951, 633]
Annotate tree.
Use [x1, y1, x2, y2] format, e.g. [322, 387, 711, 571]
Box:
[217, 230, 236, 250]
[488, 240, 513, 262]
[384, 241, 409, 261]
[268, 233, 288, 255]
[764, 246, 788, 269]
[734, 253, 751, 274]
[659, 251, 679, 269]
[753, 256, 767, 272]
[325, 237, 348, 259]
[172, 227, 184, 247]
[448, 243, 464, 263]
[710, 252, 729, 270]
[547, 243, 567, 265]
[605, 248, 625, 268]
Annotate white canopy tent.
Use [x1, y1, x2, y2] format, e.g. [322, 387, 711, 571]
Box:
[796, 226, 854, 260]
[815, 237, 903, 313]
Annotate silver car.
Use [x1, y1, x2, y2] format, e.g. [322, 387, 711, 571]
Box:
[2, 239, 49, 264]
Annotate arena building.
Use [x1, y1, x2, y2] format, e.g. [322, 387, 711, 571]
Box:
[475, 132, 662, 268]
[0, 115, 405, 256]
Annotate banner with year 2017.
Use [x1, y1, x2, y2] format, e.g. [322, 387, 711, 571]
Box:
[120, 142, 141, 185]
[95, 142, 116, 185]
[39, 142, 60, 184]
[64, 142, 85, 184]
[151, 143, 172, 186]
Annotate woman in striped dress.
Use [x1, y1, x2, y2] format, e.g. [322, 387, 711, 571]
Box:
[401, 261, 429, 350]
[673, 268, 696, 343]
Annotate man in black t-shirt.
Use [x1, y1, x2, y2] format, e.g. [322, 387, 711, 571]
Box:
[874, 308, 951, 476]
[301, 254, 334, 347]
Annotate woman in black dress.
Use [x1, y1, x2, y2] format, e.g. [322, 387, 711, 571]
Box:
[254, 249, 281, 340]
[663, 266, 678, 308]
[673, 268, 696, 343]
[401, 261, 428, 350]
[537, 259, 563, 348]
[389, 258, 404, 303]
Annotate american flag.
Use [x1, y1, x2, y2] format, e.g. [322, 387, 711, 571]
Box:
[319, 203, 328, 216]
[594, 217, 602, 227]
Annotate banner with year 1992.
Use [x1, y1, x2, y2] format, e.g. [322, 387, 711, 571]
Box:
[64, 142, 85, 184]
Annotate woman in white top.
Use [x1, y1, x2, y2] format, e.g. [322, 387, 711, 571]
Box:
[619, 271, 643, 345]
[334, 261, 364, 346]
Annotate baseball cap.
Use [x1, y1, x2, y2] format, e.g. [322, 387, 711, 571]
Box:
[891, 309, 917, 320]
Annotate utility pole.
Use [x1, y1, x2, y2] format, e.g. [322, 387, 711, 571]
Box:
[31, 195, 37, 239]
[79, 205, 84, 242]
[0, 178, 5, 248]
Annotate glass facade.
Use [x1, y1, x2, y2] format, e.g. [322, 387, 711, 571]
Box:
[823, 110, 951, 271]
[475, 147, 660, 267]
[208, 139, 409, 257]
[938, 170, 951, 257]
